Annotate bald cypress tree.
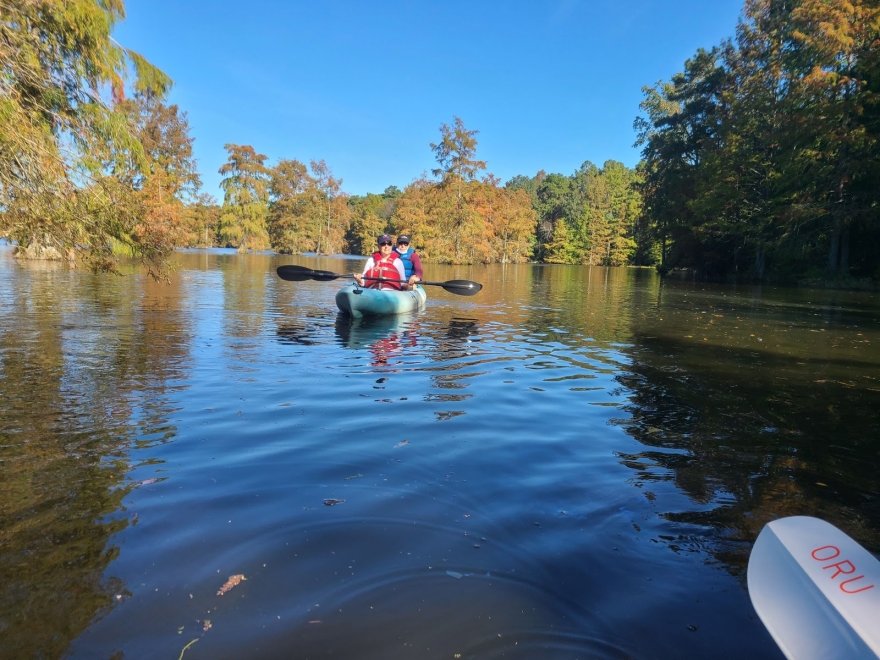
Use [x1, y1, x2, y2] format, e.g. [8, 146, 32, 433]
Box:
[0, 0, 172, 271]
[218, 144, 270, 251]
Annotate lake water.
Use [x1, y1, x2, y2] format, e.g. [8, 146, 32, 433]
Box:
[1, 246, 878, 659]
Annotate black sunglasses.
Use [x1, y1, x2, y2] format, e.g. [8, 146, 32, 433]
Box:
[378, 240, 393, 246]
[397, 241, 409, 246]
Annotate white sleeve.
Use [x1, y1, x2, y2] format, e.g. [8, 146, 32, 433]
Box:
[394, 260, 405, 280]
[361, 257, 375, 275]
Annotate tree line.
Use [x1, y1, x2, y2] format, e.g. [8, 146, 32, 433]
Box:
[636, 0, 880, 283]
[188, 118, 640, 268]
[2, 0, 877, 283]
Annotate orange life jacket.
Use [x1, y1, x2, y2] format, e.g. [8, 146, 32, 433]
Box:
[365, 252, 402, 290]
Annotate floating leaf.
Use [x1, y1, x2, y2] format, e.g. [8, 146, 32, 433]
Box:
[217, 574, 246, 596]
[323, 498, 345, 506]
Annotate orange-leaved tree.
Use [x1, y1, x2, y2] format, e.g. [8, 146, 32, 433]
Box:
[219, 144, 270, 251]
[0, 0, 174, 271]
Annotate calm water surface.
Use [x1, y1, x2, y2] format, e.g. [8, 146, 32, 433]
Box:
[1, 247, 878, 659]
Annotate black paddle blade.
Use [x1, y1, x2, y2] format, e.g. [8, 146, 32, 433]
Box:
[437, 280, 482, 296]
[311, 269, 345, 282]
[276, 265, 345, 282]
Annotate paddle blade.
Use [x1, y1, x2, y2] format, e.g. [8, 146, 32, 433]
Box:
[276, 265, 345, 282]
[747, 516, 880, 659]
[436, 280, 482, 296]
[311, 269, 345, 282]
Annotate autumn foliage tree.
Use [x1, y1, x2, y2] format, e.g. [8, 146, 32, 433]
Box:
[181, 194, 221, 248]
[393, 179, 462, 262]
[310, 160, 349, 254]
[472, 179, 536, 264]
[219, 144, 270, 251]
[265, 159, 350, 255]
[347, 188, 400, 256]
[514, 162, 641, 266]
[0, 0, 176, 271]
[391, 118, 535, 264]
[267, 158, 312, 254]
[636, 0, 880, 282]
[115, 94, 201, 271]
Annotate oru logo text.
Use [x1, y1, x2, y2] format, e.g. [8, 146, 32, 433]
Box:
[811, 544, 876, 595]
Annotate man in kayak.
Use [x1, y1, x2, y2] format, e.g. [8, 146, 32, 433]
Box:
[354, 234, 406, 290]
[394, 234, 423, 289]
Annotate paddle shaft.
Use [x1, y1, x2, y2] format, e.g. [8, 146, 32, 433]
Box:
[276, 265, 482, 295]
[360, 275, 481, 295]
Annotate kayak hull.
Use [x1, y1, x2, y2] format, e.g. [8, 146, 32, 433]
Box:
[335, 283, 426, 318]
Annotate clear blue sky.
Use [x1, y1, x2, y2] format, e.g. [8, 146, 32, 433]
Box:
[114, 1, 744, 200]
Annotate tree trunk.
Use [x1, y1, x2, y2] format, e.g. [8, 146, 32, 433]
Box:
[827, 217, 841, 275]
[14, 236, 75, 263]
[839, 224, 850, 275]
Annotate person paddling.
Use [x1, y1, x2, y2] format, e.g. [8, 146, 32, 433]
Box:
[394, 234, 423, 289]
[354, 234, 405, 290]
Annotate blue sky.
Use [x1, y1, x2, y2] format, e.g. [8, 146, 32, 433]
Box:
[114, 1, 744, 200]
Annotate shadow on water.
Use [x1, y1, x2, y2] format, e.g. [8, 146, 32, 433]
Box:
[445, 317, 480, 342]
[275, 322, 323, 346]
[472, 263, 880, 567]
[612, 287, 880, 569]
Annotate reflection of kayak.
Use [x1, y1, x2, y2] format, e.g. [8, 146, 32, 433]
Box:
[334, 312, 419, 368]
[335, 283, 427, 318]
[334, 313, 405, 349]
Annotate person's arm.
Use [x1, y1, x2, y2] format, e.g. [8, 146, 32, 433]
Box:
[354, 257, 375, 285]
[393, 259, 406, 283]
[409, 252, 423, 285]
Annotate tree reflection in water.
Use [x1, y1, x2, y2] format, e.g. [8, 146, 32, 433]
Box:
[615, 304, 880, 568]
[0, 259, 189, 658]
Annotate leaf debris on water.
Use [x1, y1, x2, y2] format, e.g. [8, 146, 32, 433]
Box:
[217, 574, 246, 596]
[178, 638, 199, 660]
[323, 498, 345, 506]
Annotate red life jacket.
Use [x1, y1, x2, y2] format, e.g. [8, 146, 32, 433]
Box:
[365, 252, 402, 290]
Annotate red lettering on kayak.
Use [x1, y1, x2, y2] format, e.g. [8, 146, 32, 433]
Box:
[811, 544, 876, 595]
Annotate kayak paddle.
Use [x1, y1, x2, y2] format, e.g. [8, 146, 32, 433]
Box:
[276, 265, 482, 296]
[747, 515, 879, 659]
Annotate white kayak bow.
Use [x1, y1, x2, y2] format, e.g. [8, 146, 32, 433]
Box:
[747, 516, 880, 659]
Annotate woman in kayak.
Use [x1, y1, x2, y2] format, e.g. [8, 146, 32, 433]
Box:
[394, 234, 423, 289]
[354, 234, 406, 290]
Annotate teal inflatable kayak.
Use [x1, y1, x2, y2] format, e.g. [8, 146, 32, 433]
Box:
[335, 283, 427, 318]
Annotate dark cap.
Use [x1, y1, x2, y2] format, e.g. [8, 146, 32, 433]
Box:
[396, 235, 411, 244]
[377, 233, 392, 244]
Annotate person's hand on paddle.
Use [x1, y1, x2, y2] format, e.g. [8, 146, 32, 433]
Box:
[353, 273, 364, 286]
[407, 274, 420, 289]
